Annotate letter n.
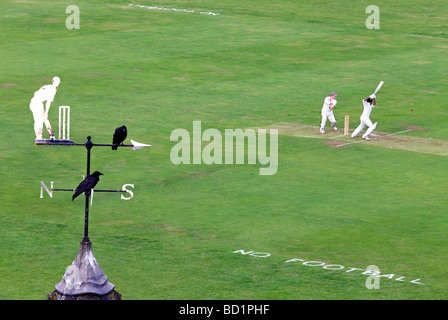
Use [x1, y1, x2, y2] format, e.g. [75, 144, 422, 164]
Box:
[233, 250, 254, 255]
[40, 181, 53, 198]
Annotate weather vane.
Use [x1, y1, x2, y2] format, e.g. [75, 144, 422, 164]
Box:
[33, 85, 151, 299]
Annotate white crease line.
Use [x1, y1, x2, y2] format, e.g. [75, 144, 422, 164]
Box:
[329, 134, 350, 139]
[293, 133, 350, 139]
[335, 129, 412, 148]
[384, 129, 413, 136]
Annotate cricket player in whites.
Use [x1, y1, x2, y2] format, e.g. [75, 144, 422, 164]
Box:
[320, 92, 338, 133]
[29, 76, 61, 140]
[351, 94, 378, 140]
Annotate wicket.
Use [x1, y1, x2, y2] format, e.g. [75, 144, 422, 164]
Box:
[344, 115, 349, 135]
[59, 106, 70, 140]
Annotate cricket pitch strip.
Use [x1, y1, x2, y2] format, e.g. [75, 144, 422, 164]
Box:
[255, 122, 448, 157]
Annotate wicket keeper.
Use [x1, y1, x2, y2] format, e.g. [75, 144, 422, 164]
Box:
[29, 76, 60, 140]
[320, 92, 338, 133]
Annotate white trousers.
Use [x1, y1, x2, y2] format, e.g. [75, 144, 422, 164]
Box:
[30, 100, 53, 139]
[320, 111, 337, 129]
[352, 116, 377, 137]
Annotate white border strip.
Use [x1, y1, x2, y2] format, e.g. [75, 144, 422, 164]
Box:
[129, 4, 220, 16]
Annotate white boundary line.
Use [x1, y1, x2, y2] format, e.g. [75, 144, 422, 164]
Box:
[129, 4, 220, 15]
[335, 129, 412, 148]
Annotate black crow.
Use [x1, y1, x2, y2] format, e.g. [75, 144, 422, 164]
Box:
[112, 125, 127, 150]
[72, 171, 104, 201]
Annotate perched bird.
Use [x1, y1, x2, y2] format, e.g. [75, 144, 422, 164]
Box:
[112, 125, 127, 150]
[72, 171, 104, 201]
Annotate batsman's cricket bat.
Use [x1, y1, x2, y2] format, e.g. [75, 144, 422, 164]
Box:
[373, 81, 384, 95]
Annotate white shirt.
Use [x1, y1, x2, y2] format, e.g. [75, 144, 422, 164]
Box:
[32, 85, 57, 103]
[361, 99, 375, 118]
[322, 96, 337, 114]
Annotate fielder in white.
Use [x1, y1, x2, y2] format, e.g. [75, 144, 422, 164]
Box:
[320, 92, 338, 133]
[29, 76, 60, 140]
[351, 94, 378, 140]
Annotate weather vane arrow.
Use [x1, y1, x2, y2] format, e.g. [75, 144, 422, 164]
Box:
[35, 123, 151, 150]
[130, 139, 151, 151]
[35, 137, 151, 150]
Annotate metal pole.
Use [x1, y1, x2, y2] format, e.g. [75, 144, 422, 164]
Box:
[83, 191, 90, 243]
[86, 136, 92, 176]
[83, 136, 93, 243]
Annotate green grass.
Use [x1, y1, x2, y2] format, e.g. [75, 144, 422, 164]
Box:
[0, 0, 447, 299]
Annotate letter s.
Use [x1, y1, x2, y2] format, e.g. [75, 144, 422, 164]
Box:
[121, 184, 134, 200]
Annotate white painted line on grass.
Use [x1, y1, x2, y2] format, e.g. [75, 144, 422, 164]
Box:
[329, 134, 350, 139]
[336, 129, 412, 148]
[384, 129, 413, 136]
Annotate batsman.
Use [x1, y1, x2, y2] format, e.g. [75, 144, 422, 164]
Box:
[351, 81, 383, 140]
[29, 76, 60, 140]
[351, 94, 378, 140]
